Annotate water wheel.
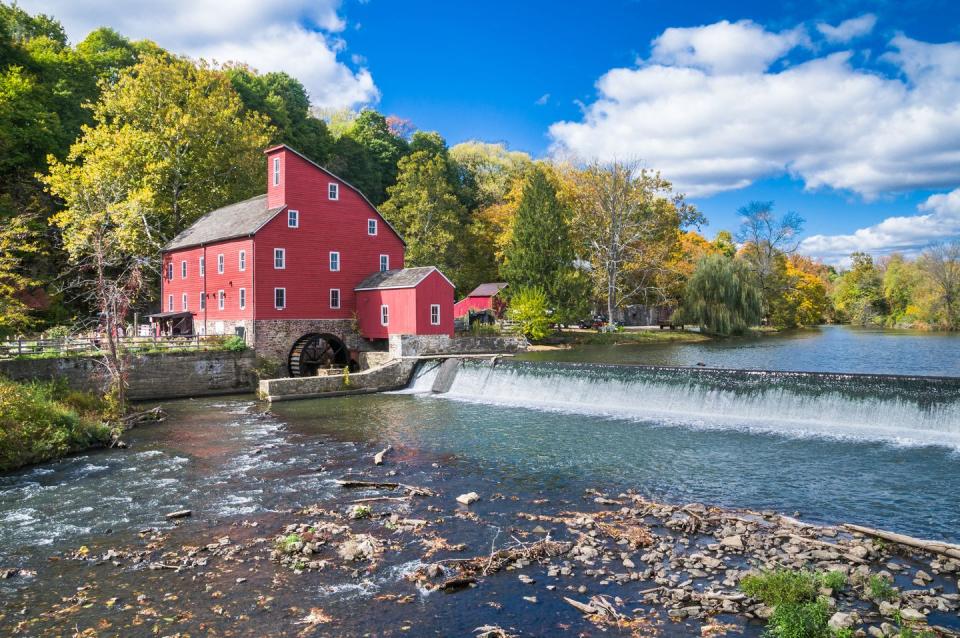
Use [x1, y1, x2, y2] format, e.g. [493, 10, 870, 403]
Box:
[287, 333, 349, 377]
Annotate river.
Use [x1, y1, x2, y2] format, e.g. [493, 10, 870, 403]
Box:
[1, 326, 959, 635]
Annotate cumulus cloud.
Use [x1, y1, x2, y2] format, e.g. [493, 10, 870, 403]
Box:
[19, 0, 378, 109]
[816, 14, 877, 43]
[801, 188, 960, 263]
[548, 21, 960, 200]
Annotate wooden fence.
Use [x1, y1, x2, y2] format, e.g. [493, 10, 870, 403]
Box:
[0, 335, 230, 359]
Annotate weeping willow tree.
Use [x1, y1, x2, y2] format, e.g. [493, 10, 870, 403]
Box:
[681, 255, 762, 336]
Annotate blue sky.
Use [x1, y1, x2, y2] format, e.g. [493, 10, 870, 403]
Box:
[24, 0, 960, 264]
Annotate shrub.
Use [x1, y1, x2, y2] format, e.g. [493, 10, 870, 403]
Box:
[741, 570, 820, 606]
[220, 335, 246, 352]
[741, 569, 849, 638]
[768, 599, 831, 638]
[867, 574, 897, 602]
[507, 286, 552, 341]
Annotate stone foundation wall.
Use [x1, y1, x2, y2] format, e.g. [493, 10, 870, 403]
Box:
[0, 350, 257, 400]
[259, 359, 415, 402]
[388, 334, 528, 358]
[251, 319, 362, 367]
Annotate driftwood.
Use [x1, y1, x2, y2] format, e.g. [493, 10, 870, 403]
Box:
[844, 524, 960, 560]
[373, 445, 392, 465]
[453, 539, 573, 576]
[350, 496, 411, 504]
[335, 479, 435, 497]
[165, 510, 192, 520]
[122, 406, 166, 425]
[564, 596, 598, 615]
[438, 576, 477, 591]
[786, 534, 868, 564]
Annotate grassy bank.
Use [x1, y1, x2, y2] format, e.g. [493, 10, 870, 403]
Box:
[0, 378, 114, 473]
[538, 328, 710, 347]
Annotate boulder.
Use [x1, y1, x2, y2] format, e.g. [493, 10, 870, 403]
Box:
[456, 492, 480, 506]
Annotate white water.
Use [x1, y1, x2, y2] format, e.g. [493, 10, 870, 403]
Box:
[406, 361, 960, 449]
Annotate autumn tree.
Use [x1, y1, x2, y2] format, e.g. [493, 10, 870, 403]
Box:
[564, 160, 702, 324]
[735, 201, 805, 319]
[831, 252, 887, 325]
[681, 254, 762, 336]
[918, 241, 960, 329]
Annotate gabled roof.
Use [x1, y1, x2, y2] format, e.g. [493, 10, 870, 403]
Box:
[355, 266, 454, 291]
[265, 144, 406, 246]
[466, 282, 508, 297]
[164, 194, 284, 251]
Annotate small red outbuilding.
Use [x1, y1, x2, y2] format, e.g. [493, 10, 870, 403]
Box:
[453, 282, 509, 319]
[355, 267, 455, 339]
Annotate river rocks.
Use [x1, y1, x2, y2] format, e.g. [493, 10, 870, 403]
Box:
[898, 607, 926, 622]
[456, 492, 480, 506]
[338, 535, 381, 562]
[878, 601, 899, 617]
[720, 535, 744, 550]
[828, 611, 857, 631]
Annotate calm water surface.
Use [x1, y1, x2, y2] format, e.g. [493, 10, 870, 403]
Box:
[520, 324, 960, 376]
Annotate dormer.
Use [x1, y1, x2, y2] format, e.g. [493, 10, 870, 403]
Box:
[265, 145, 288, 208]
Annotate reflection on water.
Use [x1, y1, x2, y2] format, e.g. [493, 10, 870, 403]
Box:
[520, 325, 960, 376]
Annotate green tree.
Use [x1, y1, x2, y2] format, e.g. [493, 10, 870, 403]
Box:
[735, 201, 805, 320]
[681, 254, 762, 336]
[380, 150, 465, 283]
[831, 252, 887, 325]
[918, 241, 960, 329]
[335, 110, 408, 204]
[502, 166, 586, 322]
[882, 254, 922, 326]
[45, 53, 273, 265]
[507, 286, 552, 340]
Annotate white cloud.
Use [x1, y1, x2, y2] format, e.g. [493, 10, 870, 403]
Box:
[549, 22, 960, 200]
[651, 20, 808, 74]
[801, 188, 960, 263]
[535, 93, 551, 106]
[19, 0, 378, 109]
[816, 14, 877, 43]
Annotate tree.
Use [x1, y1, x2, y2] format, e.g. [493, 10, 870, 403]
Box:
[768, 257, 829, 328]
[564, 159, 703, 325]
[379, 150, 464, 282]
[881, 254, 923, 326]
[0, 214, 42, 336]
[449, 141, 532, 210]
[681, 254, 762, 336]
[507, 286, 552, 340]
[502, 166, 586, 322]
[338, 110, 409, 204]
[735, 201, 804, 318]
[918, 241, 960, 330]
[831, 252, 886, 325]
[45, 53, 273, 271]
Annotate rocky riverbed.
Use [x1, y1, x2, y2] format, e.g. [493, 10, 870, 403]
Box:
[3, 441, 959, 638]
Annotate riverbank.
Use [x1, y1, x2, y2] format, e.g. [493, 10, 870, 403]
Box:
[0, 378, 114, 473]
[532, 327, 710, 350]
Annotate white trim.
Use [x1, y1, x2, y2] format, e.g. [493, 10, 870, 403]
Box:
[239, 287, 246, 310]
[217, 253, 224, 274]
[367, 218, 378, 236]
[182, 293, 188, 311]
[328, 182, 339, 200]
[217, 289, 225, 310]
[329, 251, 340, 272]
[199, 256, 205, 277]
[329, 288, 340, 309]
[180, 260, 187, 279]
[238, 249, 246, 271]
[167, 263, 173, 280]
[430, 303, 440, 325]
[380, 304, 389, 326]
[274, 287, 286, 310]
[272, 156, 280, 186]
[379, 254, 389, 272]
[274, 247, 286, 269]
[287, 209, 299, 228]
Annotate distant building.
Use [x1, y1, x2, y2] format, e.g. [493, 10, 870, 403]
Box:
[154, 144, 454, 375]
[453, 282, 509, 320]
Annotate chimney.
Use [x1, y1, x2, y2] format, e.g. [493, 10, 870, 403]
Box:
[265, 145, 287, 208]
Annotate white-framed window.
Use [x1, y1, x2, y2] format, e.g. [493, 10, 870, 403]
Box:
[238, 250, 246, 271]
[288, 210, 299, 228]
[182, 293, 188, 311]
[367, 219, 378, 236]
[199, 256, 205, 277]
[272, 156, 280, 186]
[380, 304, 389, 326]
[274, 248, 286, 269]
[430, 304, 440, 325]
[217, 290, 225, 310]
[274, 287, 286, 310]
[167, 263, 173, 280]
[168, 294, 174, 311]
[329, 288, 340, 309]
[329, 251, 340, 271]
[379, 254, 389, 272]
[217, 253, 224, 274]
[328, 183, 339, 200]
[239, 288, 246, 310]
[200, 293, 205, 310]
[180, 260, 187, 279]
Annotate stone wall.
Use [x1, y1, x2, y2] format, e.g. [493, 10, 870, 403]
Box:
[0, 350, 257, 400]
[259, 359, 415, 402]
[388, 334, 528, 358]
[251, 318, 361, 367]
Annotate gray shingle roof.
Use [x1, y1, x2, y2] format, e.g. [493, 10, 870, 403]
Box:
[164, 194, 284, 250]
[355, 267, 446, 290]
[466, 282, 508, 297]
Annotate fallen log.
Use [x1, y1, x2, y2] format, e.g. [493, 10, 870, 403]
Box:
[335, 479, 435, 497]
[438, 576, 476, 591]
[563, 597, 598, 615]
[843, 524, 960, 560]
[373, 445, 392, 466]
[786, 534, 868, 564]
[165, 509, 192, 520]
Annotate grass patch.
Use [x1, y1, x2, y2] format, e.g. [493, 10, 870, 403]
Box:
[741, 569, 850, 638]
[0, 377, 114, 473]
[548, 328, 709, 346]
[867, 574, 898, 602]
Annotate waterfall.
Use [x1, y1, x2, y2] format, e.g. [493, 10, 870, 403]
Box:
[406, 360, 960, 448]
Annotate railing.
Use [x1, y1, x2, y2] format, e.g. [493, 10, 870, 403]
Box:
[0, 335, 230, 359]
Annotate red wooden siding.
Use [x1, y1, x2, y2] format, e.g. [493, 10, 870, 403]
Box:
[356, 270, 454, 339]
